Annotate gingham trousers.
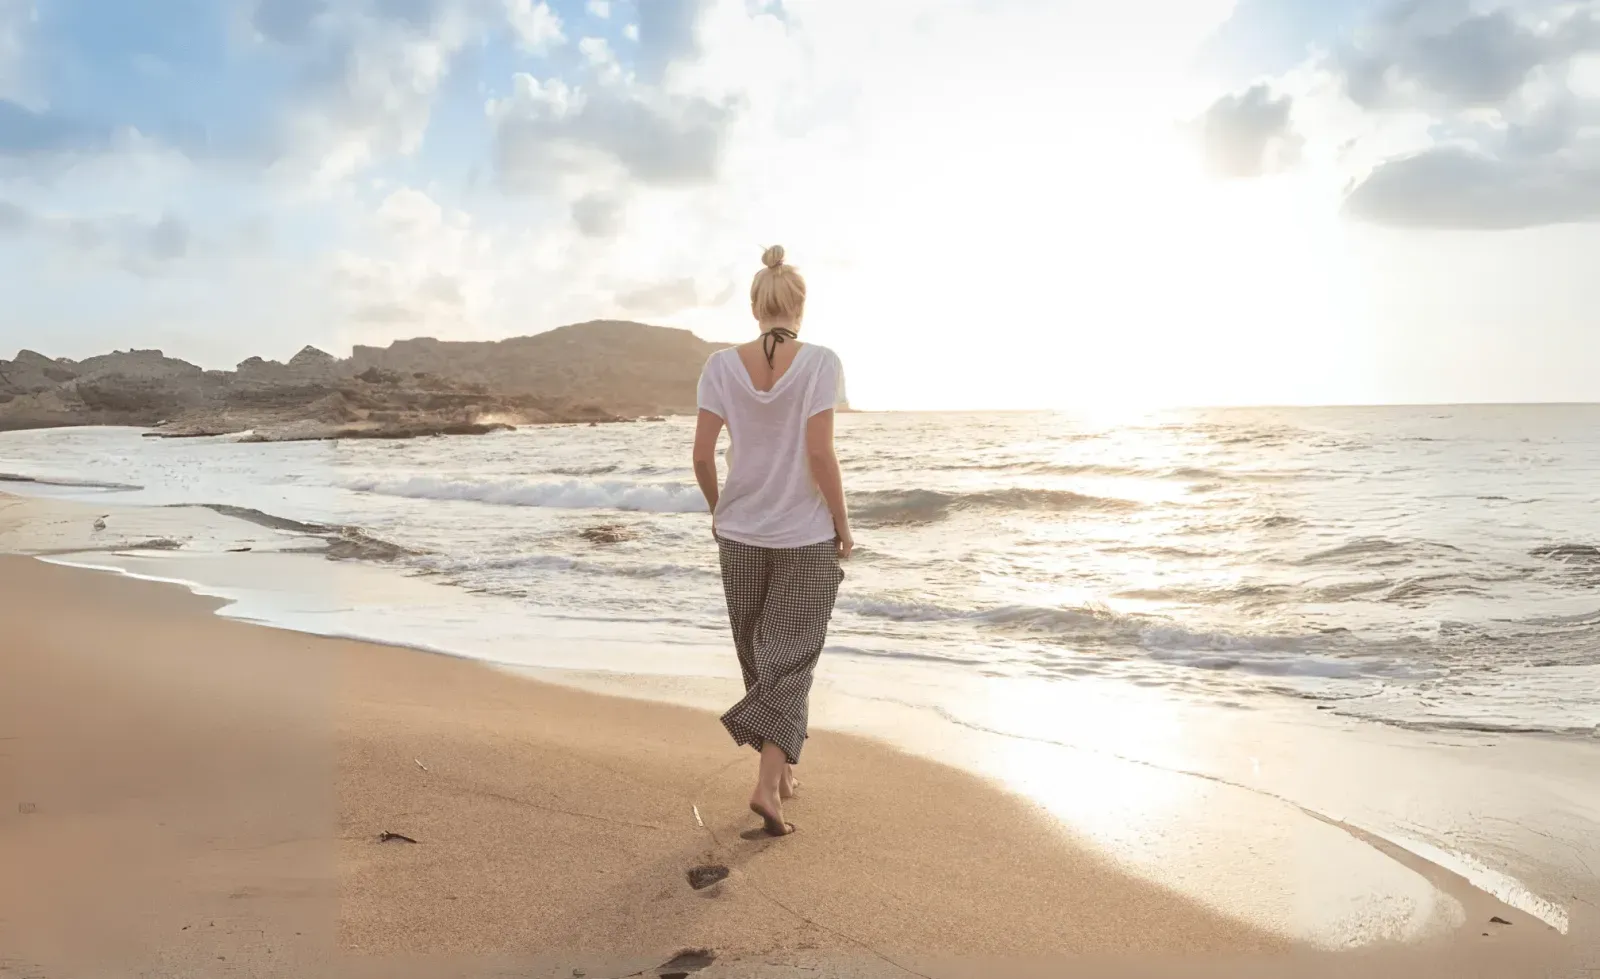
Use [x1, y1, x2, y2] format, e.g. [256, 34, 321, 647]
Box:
[715, 535, 844, 765]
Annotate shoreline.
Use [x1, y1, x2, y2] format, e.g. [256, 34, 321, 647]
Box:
[5, 493, 1600, 906]
[5, 494, 1600, 958]
[2, 553, 1589, 979]
[6, 494, 1600, 922]
[2, 495, 1597, 973]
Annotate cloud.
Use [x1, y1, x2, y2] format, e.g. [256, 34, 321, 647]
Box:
[146, 216, 190, 261]
[326, 187, 494, 345]
[0, 203, 197, 274]
[636, 0, 708, 80]
[587, 0, 610, 19]
[615, 276, 703, 315]
[353, 301, 418, 323]
[1218, 0, 1600, 229]
[1194, 83, 1303, 178]
[571, 192, 623, 236]
[1337, 2, 1598, 110]
[272, 0, 495, 180]
[0, 197, 28, 231]
[376, 186, 445, 232]
[489, 72, 734, 192]
[1344, 144, 1600, 229]
[376, 0, 449, 30]
[418, 271, 465, 304]
[0, 99, 109, 157]
[0, 0, 31, 103]
[505, 0, 564, 53]
[579, 36, 616, 69]
[85, 213, 194, 275]
[253, 0, 328, 45]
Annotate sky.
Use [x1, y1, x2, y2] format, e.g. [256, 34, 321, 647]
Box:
[2, 0, 1599, 410]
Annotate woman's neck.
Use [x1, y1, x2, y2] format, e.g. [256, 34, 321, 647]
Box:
[758, 318, 798, 335]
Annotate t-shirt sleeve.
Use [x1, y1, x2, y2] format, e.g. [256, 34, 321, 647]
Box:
[697, 355, 726, 419]
[806, 350, 846, 417]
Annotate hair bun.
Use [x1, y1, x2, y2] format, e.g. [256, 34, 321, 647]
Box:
[761, 244, 786, 269]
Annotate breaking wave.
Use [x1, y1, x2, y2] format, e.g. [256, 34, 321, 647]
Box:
[336, 476, 1137, 524]
[842, 594, 1325, 654]
[338, 475, 709, 513]
[415, 552, 714, 581]
[851, 487, 1138, 526]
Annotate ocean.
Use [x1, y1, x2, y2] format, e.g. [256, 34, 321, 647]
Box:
[3, 404, 1597, 739]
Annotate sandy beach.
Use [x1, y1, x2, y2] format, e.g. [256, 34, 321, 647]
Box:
[0, 494, 1593, 978]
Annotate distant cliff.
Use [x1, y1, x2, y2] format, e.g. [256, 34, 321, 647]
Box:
[0, 321, 724, 441]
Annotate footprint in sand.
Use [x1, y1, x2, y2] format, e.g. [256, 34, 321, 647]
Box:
[686, 865, 729, 891]
[657, 948, 716, 977]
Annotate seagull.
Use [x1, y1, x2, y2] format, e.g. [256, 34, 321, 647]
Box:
[92, 515, 107, 532]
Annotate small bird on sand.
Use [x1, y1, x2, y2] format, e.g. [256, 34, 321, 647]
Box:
[92, 515, 107, 531]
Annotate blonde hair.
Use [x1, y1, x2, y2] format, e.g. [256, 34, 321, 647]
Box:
[750, 244, 806, 323]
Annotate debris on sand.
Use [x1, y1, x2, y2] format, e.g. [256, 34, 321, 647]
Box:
[377, 831, 418, 844]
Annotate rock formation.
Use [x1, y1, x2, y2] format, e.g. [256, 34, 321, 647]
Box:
[0, 321, 726, 441]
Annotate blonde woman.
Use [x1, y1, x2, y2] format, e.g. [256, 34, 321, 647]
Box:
[692, 245, 852, 837]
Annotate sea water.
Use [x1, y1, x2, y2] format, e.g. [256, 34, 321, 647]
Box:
[4, 405, 1597, 737]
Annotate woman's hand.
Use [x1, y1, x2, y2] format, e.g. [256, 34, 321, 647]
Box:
[836, 528, 854, 560]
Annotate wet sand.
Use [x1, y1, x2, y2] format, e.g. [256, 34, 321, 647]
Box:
[0, 498, 1589, 976]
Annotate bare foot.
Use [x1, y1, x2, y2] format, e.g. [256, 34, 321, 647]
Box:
[748, 786, 793, 836]
[779, 764, 799, 800]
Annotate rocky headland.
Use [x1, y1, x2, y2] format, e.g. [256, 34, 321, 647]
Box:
[0, 321, 724, 441]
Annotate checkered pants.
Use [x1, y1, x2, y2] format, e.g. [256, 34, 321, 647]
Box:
[716, 535, 844, 765]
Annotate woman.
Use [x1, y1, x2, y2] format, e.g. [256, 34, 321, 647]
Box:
[692, 245, 852, 838]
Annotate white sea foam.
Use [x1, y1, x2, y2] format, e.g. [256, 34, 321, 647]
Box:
[340, 475, 708, 513]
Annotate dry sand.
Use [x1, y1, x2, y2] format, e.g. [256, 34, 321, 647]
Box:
[0, 548, 1585, 978]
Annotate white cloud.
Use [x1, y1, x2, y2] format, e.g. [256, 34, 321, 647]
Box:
[0, 0, 36, 104]
[571, 192, 624, 236]
[587, 0, 610, 19]
[1238, 0, 1600, 229]
[0, 202, 193, 276]
[623, 22, 638, 42]
[330, 187, 486, 342]
[375, 186, 445, 232]
[1194, 83, 1303, 178]
[275, 2, 487, 183]
[487, 70, 734, 193]
[578, 35, 615, 68]
[1335, 1, 1598, 111]
[615, 276, 700, 315]
[252, 0, 328, 46]
[505, 0, 564, 53]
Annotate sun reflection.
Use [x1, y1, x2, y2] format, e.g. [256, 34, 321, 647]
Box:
[973, 676, 1198, 855]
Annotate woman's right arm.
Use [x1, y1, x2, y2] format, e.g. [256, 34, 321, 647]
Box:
[805, 409, 852, 559]
[692, 409, 724, 530]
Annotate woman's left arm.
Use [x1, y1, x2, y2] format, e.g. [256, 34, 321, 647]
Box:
[692, 409, 725, 523]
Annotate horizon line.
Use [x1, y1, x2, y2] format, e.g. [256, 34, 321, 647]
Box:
[843, 401, 1600, 413]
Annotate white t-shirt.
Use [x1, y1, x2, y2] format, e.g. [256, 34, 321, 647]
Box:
[697, 343, 847, 549]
